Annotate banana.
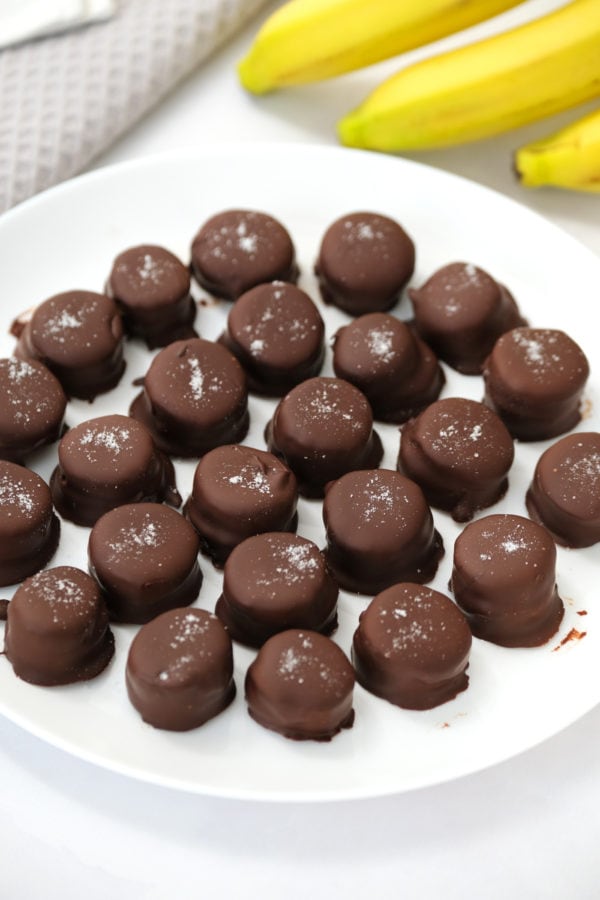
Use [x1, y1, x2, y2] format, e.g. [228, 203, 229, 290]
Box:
[238, 0, 526, 95]
[514, 107, 600, 193]
[338, 0, 600, 152]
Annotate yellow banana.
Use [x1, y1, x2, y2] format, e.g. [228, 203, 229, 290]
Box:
[338, 0, 600, 152]
[514, 107, 600, 193]
[238, 0, 526, 95]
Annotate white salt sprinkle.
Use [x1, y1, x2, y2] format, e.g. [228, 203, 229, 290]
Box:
[187, 357, 204, 400]
[227, 464, 271, 494]
[80, 426, 130, 454]
[367, 327, 395, 363]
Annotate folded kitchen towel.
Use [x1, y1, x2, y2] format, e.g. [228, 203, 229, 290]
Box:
[0, 0, 269, 212]
[0, 0, 116, 50]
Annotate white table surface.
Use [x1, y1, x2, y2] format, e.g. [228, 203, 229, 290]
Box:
[2, 2, 599, 897]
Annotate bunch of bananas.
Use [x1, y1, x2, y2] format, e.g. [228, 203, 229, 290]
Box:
[238, 0, 600, 193]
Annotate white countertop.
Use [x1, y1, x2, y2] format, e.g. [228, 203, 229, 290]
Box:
[2, 2, 599, 897]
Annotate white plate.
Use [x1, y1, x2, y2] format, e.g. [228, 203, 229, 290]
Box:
[0, 145, 598, 802]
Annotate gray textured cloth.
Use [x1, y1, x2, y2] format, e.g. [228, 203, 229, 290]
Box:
[0, 0, 268, 211]
[0, 1, 116, 50]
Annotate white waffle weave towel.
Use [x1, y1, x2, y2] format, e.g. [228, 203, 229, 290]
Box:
[0, 0, 268, 211]
[0, 1, 116, 50]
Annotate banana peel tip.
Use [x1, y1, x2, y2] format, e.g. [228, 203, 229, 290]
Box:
[337, 112, 364, 148]
[237, 54, 272, 95]
[513, 148, 544, 188]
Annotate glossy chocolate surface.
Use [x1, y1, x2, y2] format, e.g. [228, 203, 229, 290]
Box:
[126, 607, 235, 731]
[191, 209, 298, 300]
[315, 212, 415, 315]
[245, 629, 355, 741]
[51, 414, 180, 527]
[352, 583, 471, 710]
[408, 262, 525, 374]
[526, 432, 600, 548]
[0, 460, 60, 586]
[129, 337, 249, 458]
[184, 444, 298, 567]
[14, 290, 125, 399]
[266, 376, 383, 498]
[332, 312, 444, 422]
[323, 469, 444, 595]
[107, 244, 197, 348]
[4, 566, 114, 686]
[219, 281, 325, 395]
[89, 503, 202, 623]
[0, 357, 66, 464]
[451, 513, 564, 647]
[216, 532, 338, 647]
[483, 327, 589, 441]
[398, 397, 514, 522]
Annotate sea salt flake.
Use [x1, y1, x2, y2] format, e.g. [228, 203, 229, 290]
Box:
[0, 476, 36, 515]
[228, 465, 271, 494]
[368, 327, 395, 363]
[571, 453, 600, 482]
[362, 480, 395, 523]
[502, 538, 528, 554]
[80, 426, 130, 454]
[272, 543, 319, 583]
[239, 234, 258, 254]
[138, 254, 159, 282]
[285, 544, 318, 572]
[45, 310, 83, 334]
[279, 648, 300, 675]
[169, 613, 208, 648]
[187, 357, 204, 400]
[7, 359, 36, 382]
[235, 221, 258, 254]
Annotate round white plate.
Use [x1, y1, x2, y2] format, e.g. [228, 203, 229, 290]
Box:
[0, 145, 598, 802]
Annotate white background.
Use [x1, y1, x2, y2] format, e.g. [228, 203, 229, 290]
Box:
[2, 1, 599, 897]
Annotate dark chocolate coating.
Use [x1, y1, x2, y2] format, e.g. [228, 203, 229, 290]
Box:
[216, 532, 338, 647]
[50, 414, 180, 527]
[265, 376, 383, 498]
[0, 461, 60, 587]
[4, 566, 114, 686]
[129, 338, 249, 458]
[89, 503, 202, 623]
[219, 281, 325, 396]
[184, 444, 298, 567]
[315, 212, 415, 315]
[483, 327, 590, 441]
[0, 358, 66, 464]
[332, 312, 444, 423]
[245, 629, 355, 741]
[526, 432, 600, 548]
[107, 244, 197, 348]
[352, 583, 471, 710]
[451, 513, 564, 647]
[323, 469, 444, 595]
[398, 397, 514, 522]
[408, 262, 525, 374]
[126, 607, 235, 731]
[14, 290, 125, 399]
[190, 209, 298, 300]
